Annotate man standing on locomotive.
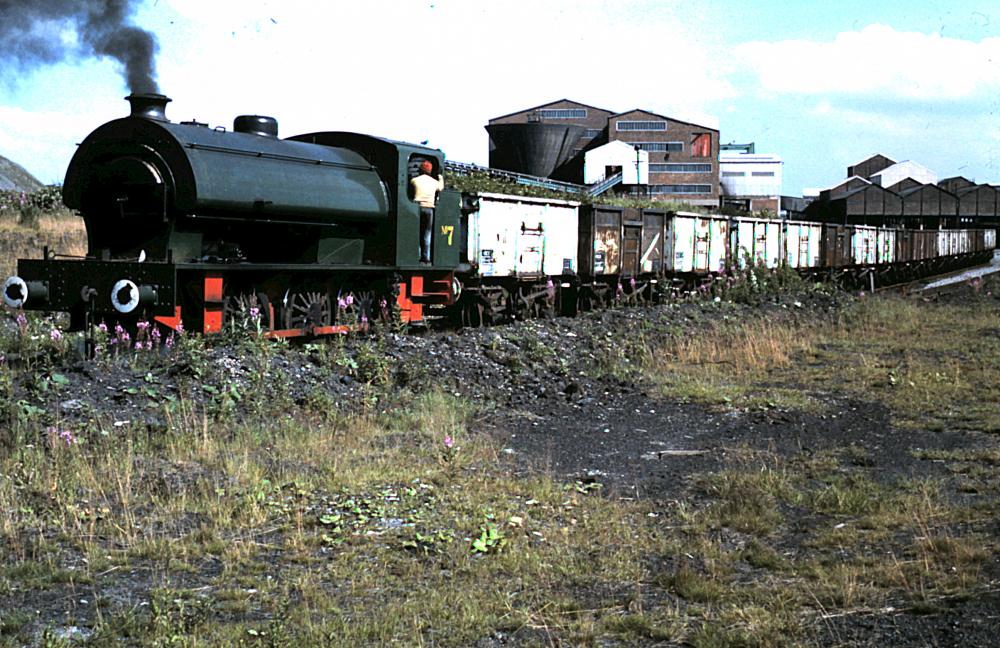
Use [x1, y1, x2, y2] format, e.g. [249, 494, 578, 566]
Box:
[410, 159, 444, 264]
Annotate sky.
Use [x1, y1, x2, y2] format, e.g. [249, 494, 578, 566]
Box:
[1, 0, 999, 196]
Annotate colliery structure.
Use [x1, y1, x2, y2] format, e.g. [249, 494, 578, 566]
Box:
[806, 155, 999, 230]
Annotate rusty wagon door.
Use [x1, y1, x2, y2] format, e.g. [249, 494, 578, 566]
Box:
[640, 210, 666, 274]
[621, 222, 642, 276]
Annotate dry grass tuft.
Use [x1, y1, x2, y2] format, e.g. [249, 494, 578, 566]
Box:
[0, 209, 87, 275]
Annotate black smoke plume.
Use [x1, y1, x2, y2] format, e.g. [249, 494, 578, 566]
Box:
[0, 0, 158, 93]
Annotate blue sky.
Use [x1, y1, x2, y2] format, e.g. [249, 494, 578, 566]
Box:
[1, 0, 998, 195]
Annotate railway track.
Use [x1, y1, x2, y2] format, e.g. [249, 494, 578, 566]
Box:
[876, 252, 1000, 295]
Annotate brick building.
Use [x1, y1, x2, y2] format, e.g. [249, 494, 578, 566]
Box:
[486, 99, 720, 206]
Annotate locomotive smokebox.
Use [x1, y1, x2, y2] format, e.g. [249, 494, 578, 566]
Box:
[126, 93, 172, 122]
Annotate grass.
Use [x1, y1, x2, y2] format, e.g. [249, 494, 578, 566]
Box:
[639, 286, 1000, 432]
[0, 208, 87, 276]
[1, 259, 998, 642]
[0, 390, 672, 645]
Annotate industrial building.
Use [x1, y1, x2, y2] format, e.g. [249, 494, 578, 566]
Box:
[487, 99, 720, 206]
[805, 154, 1000, 228]
[719, 143, 782, 214]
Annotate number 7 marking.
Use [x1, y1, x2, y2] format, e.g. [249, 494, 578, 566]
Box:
[440, 225, 454, 246]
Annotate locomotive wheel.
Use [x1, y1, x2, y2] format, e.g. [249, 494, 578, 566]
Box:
[284, 291, 332, 330]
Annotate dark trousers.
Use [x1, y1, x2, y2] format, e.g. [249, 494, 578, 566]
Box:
[420, 207, 434, 262]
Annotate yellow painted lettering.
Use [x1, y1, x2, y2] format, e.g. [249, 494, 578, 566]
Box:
[440, 225, 454, 246]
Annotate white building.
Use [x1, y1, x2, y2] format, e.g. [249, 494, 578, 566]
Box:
[869, 160, 937, 188]
[583, 140, 649, 185]
[719, 152, 783, 213]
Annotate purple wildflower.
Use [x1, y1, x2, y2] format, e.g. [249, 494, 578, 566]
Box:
[150, 327, 161, 340]
[46, 426, 76, 446]
[97, 321, 108, 333]
[49, 328, 62, 341]
[134, 341, 142, 350]
[136, 320, 150, 331]
[15, 312, 27, 328]
[165, 334, 175, 349]
[249, 307, 260, 321]
[444, 435, 454, 449]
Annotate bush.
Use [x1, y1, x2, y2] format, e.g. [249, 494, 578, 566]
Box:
[0, 186, 64, 221]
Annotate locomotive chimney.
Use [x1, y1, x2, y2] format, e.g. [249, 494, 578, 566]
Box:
[126, 93, 172, 122]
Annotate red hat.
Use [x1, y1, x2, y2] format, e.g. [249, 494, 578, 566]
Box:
[420, 160, 433, 173]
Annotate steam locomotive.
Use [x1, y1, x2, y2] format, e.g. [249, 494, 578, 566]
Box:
[3, 94, 997, 337]
[3, 94, 462, 335]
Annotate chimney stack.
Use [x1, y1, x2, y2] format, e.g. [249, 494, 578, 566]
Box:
[126, 93, 171, 122]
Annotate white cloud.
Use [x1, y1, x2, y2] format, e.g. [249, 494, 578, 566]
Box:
[3, 0, 733, 178]
[736, 24, 1000, 100]
[810, 100, 912, 135]
[0, 105, 106, 183]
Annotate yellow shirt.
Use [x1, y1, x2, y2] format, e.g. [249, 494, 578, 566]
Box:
[410, 174, 444, 208]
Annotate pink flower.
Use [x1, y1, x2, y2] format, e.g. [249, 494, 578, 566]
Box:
[165, 334, 175, 349]
[97, 321, 108, 333]
[49, 328, 62, 341]
[249, 307, 260, 321]
[443, 435, 454, 449]
[47, 426, 76, 446]
[136, 320, 150, 331]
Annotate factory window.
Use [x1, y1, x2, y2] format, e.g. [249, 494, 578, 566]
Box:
[722, 171, 745, 177]
[692, 133, 712, 158]
[649, 163, 712, 173]
[648, 184, 712, 194]
[584, 128, 603, 138]
[616, 121, 667, 131]
[629, 141, 683, 152]
[752, 171, 776, 177]
[538, 108, 587, 119]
